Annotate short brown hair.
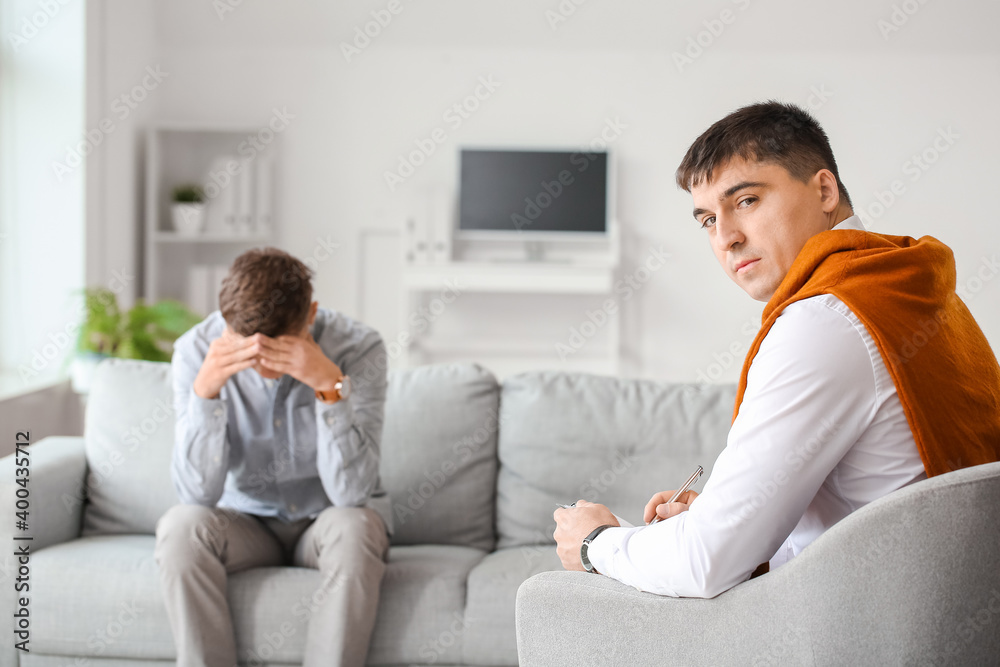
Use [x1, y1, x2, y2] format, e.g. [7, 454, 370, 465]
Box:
[675, 101, 852, 209]
[219, 247, 314, 337]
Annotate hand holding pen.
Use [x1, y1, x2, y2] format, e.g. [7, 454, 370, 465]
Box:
[643, 465, 704, 525]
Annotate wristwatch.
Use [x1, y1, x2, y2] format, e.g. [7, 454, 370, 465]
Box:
[580, 524, 614, 573]
[315, 375, 351, 404]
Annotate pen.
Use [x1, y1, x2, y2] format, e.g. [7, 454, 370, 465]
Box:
[647, 465, 703, 525]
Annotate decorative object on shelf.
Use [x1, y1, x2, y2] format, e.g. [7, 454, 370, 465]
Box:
[69, 287, 203, 393]
[170, 184, 207, 236]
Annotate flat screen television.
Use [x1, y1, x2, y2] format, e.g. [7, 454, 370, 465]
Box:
[458, 149, 609, 239]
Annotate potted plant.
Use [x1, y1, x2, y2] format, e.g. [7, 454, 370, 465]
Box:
[171, 183, 206, 236]
[69, 288, 203, 393]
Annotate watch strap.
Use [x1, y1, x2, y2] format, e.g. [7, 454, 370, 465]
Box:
[580, 524, 614, 573]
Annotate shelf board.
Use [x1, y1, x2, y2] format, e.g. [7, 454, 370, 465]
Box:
[402, 261, 616, 294]
[154, 231, 273, 244]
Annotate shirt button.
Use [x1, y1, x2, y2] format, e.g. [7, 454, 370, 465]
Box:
[213, 456, 220, 463]
[290, 504, 297, 511]
[274, 418, 282, 427]
[326, 416, 335, 426]
[213, 408, 223, 417]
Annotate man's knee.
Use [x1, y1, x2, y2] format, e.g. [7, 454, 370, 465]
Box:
[312, 507, 388, 558]
[154, 504, 233, 564]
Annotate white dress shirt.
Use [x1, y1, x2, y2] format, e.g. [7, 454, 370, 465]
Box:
[587, 215, 927, 597]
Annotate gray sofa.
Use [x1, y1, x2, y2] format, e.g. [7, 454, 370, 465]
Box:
[0, 358, 735, 666]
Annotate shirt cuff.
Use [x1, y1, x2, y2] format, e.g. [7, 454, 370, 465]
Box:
[188, 391, 227, 424]
[317, 394, 355, 437]
[586, 525, 631, 578]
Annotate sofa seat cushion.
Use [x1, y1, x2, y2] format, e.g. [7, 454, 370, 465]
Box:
[461, 546, 563, 665]
[31, 534, 175, 658]
[31, 535, 486, 665]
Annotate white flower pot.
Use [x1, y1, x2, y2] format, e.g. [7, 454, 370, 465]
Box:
[70, 352, 109, 394]
[171, 203, 206, 236]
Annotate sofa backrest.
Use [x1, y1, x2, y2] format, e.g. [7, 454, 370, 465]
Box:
[80, 358, 500, 552]
[379, 363, 499, 551]
[495, 371, 735, 549]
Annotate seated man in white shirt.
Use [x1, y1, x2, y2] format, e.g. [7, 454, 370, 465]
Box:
[553, 100, 1000, 597]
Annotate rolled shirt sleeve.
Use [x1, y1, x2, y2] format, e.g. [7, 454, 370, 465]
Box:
[314, 334, 387, 508]
[587, 296, 881, 597]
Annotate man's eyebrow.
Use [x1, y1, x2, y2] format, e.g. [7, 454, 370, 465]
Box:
[691, 181, 767, 221]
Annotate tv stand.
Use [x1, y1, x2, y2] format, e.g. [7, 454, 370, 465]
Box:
[524, 240, 546, 262]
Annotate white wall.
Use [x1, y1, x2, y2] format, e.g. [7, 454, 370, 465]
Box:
[0, 0, 84, 385]
[88, 0, 1000, 383]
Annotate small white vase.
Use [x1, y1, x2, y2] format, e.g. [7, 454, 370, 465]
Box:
[70, 352, 109, 394]
[172, 203, 206, 236]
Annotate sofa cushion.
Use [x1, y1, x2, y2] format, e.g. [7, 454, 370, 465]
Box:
[82, 359, 180, 536]
[496, 372, 736, 548]
[31, 535, 486, 665]
[462, 546, 563, 665]
[381, 363, 500, 551]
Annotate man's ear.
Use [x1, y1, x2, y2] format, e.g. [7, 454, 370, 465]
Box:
[815, 169, 841, 214]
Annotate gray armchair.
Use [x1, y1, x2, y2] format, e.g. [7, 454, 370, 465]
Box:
[516, 461, 1000, 666]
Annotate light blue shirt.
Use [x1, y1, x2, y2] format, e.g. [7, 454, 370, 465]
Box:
[169, 307, 393, 534]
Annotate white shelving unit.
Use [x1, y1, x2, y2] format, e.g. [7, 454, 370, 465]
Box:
[143, 123, 278, 315]
[399, 257, 621, 375]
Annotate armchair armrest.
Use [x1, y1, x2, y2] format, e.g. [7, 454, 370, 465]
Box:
[517, 462, 1000, 667]
[515, 570, 784, 667]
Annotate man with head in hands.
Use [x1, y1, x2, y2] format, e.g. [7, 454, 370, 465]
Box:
[155, 247, 391, 666]
[554, 101, 1000, 596]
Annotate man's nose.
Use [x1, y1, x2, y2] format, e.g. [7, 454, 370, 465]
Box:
[713, 213, 744, 250]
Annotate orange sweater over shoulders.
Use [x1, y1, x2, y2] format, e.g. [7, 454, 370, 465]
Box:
[734, 229, 1000, 477]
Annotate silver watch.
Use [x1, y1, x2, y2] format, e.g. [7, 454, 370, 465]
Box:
[580, 524, 614, 573]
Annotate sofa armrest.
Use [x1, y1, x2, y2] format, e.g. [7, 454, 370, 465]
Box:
[0, 436, 86, 666]
[0, 436, 87, 551]
[516, 570, 787, 667]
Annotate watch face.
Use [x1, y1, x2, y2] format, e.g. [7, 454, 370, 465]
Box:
[337, 375, 352, 400]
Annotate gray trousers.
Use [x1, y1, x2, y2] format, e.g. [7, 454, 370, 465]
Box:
[154, 503, 389, 667]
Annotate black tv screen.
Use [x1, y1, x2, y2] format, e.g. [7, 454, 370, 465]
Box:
[459, 149, 608, 234]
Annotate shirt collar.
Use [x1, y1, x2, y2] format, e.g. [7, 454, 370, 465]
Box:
[832, 214, 866, 232]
